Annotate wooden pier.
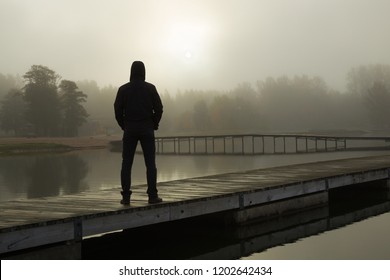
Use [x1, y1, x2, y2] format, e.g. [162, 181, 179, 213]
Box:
[1, 155, 390, 256]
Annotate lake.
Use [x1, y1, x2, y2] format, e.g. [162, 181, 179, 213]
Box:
[1, 148, 390, 259]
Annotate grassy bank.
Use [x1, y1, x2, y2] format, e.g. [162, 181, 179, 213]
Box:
[0, 143, 72, 156]
[0, 136, 115, 156]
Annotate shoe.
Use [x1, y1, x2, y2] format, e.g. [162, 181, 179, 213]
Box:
[120, 198, 130, 205]
[120, 191, 130, 205]
[148, 196, 163, 204]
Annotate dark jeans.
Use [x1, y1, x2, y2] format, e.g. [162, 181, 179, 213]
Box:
[121, 129, 157, 197]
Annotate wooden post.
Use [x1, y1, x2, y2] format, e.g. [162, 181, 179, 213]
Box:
[194, 137, 196, 154]
[325, 138, 328, 152]
[262, 136, 265, 154]
[241, 136, 244, 155]
[273, 136, 276, 153]
[252, 136, 255, 154]
[305, 137, 308, 152]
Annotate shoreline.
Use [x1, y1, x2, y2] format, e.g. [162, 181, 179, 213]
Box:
[0, 136, 120, 155]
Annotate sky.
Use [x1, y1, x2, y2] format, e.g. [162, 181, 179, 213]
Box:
[1, 0, 390, 93]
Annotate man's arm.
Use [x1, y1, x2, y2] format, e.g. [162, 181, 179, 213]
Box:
[114, 89, 125, 130]
[152, 87, 163, 130]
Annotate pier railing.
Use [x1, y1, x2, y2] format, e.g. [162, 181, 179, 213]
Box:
[153, 134, 390, 155]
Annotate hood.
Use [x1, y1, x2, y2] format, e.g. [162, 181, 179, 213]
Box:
[130, 61, 146, 81]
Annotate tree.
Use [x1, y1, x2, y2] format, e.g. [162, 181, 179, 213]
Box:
[158, 91, 175, 134]
[347, 64, 390, 96]
[77, 80, 117, 135]
[365, 82, 390, 129]
[345, 64, 390, 131]
[0, 89, 26, 135]
[192, 100, 210, 131]
[0, 73, 22, 101]
[23, 65, 62, 136]
[59, 80, 88, 136]
[209, 95, 236, 132]
[257, 75, 332, 131]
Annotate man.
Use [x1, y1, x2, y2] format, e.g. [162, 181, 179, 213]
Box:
[114, 61, 163, 205]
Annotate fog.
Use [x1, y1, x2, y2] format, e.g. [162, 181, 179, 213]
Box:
[1, 0, 390, 136]
[1, 0, 390, 92]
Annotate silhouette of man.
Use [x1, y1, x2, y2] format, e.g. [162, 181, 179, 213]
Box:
[114, 61, 163, 205]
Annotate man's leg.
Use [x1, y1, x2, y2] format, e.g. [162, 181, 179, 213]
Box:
[121, 131, 138, 204]
[139, 129, 162, 203]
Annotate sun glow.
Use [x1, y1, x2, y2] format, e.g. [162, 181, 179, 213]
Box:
[184, 50, 193, 59]
[165, 21, 212, 62]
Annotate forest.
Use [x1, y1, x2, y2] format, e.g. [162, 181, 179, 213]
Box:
[1, 64, 390, 137]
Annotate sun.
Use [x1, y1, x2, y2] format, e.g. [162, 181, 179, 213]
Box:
[165, 21, 211, 62]
[184, 50, 193, 59]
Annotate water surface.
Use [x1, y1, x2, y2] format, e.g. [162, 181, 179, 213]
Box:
[1, 148, 390, 201]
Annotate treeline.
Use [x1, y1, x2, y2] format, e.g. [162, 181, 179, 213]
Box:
[0, 65, 88, 137]
[1, 64, 390, 137]
[159, 64, 390, 135]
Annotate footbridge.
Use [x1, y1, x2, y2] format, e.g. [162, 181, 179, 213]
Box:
[153, 134, 390, 155]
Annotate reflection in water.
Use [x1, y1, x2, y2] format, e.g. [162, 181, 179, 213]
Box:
[27, 156, 63, 198]
[82, 181, 390, 260]
[62, 155, 89, 195]
[0, 153, 89, 199]
[0, 156, 35, 198]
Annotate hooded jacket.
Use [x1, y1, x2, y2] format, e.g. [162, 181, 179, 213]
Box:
[114, 61, 163, 131]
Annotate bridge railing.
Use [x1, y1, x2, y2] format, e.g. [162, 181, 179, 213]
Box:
[153, 134, 390, 155]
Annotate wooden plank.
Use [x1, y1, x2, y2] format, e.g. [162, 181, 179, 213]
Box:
[327, 169, 388, 189]
[243, 179, 327, 206]
[169, 195, 240, 220]
[0, 221, 74, 253]
[82, 206, 170, 236]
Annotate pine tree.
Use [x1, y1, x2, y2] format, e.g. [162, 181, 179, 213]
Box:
[23, 65, 61, 136]
[59, 80, 88, 136]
